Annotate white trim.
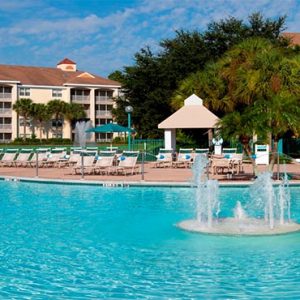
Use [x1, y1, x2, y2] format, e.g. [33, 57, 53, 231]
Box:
[64, 83, 121, 88]
[19, 84, 68, 89]
[0, 80, 20, 84]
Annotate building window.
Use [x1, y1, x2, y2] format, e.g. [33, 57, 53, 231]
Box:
[51, 119, 63, 127]
[52, 89, 62, 98]
[19, 87, 30, 97]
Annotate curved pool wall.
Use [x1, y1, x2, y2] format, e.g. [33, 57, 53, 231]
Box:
[0, 180, 300, 298]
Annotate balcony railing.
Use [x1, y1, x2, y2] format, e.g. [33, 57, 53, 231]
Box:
[96, 138, 113, 143]
[0, 108, 12, 115]
[0, 93, 12, 100]
[95, 96, 113, 103]
[71, 95, 90, 102]
[95, 110, 112, 117]
[0, 139, 11, 143]
[0, 124, 12, 130]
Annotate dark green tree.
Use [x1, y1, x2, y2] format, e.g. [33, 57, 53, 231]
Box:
[47, 99, 67, 137]
[13, 98, 33, 139]
[110, 13, 288, 138]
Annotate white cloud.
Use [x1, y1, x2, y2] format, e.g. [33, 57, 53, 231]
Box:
[0, 0, 298, 75]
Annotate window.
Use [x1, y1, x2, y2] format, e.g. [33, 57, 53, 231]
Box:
[19, 87, 30, 97]
[52, 89, 62, 98]
[51, 119, 63, 127]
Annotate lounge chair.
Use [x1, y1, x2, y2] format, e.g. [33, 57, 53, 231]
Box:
[153, 148, 173, 168]
[211, 158, 233, 175]
[58, 150, 81, 168]
[89, 151, 116, 174]
[110, 151, 140, 175]
[0, 149, 18, 167]
[72, 153, 96, 175]
[172, 148, 193, 168]
[26, 149, 50, 167]
[230, 153, 244, 174]
[13, 149, 33, 167]
[42, 148, 67, 168]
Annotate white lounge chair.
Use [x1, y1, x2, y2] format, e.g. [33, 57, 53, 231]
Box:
[172, 148, 193, 168]
[13, 149, 33, 167]
[0, 149, 18, 167]
[110, 151, 140, 175]
[153, 148, 173, 168]
[90, 151, 116, 174]
[72, 153, 96, 175]
[42, 148, 67, 168]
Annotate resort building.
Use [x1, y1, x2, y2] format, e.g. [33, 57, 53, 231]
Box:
[0, 58, 121, 142]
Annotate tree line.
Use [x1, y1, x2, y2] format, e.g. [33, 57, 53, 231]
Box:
[109, 13, 290, 138]
[13, 99, 86, 140]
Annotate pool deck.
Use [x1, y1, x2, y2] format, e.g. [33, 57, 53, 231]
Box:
[0, 162, 299, 186]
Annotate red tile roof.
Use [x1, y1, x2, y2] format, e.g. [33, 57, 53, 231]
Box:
[57, 58, 76, 65]
[282, 32, 300, 46]
[0, 64, 121, 87]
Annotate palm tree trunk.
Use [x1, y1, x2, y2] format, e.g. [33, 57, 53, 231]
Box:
[243, 143, 258, 176]
[269, 139, 278, 172]
[23, 116, 27, 139]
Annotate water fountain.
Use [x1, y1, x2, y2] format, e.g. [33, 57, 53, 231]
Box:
[74, 121, 92, 148]
[178, 155, 300, 235]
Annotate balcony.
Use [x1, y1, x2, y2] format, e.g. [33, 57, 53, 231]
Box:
[96, 138, 113, 143]
[0, 93, 12, 101]
[0, 108, 12, 116]
[95, 96, 113, 104]
[95, 110, 112, 118]
[71, 95, 90, 103]
[0, 124, 12, 132]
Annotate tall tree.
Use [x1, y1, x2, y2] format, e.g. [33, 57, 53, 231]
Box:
[30, 103, 52, 140]
[13, 98, 33, 139]
[111, 13, 287, 138]
[47, 99, 67, 138]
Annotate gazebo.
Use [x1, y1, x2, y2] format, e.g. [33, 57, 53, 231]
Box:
[158, 94, 220, 149]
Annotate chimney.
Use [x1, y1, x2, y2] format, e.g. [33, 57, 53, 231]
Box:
[57, 58, 77, 72]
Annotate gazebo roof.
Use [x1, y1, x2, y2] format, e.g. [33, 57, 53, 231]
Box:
[158, 94, 219, 129]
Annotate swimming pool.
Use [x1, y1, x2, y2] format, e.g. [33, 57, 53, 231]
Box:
[0, 181, 300, 299]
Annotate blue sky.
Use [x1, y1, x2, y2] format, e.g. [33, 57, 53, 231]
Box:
[0, 0, 298, 77]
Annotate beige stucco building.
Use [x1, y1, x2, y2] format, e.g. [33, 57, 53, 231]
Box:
[0, 58, 121, 142]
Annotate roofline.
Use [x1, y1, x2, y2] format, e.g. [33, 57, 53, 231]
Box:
[63, 83, 121, 88]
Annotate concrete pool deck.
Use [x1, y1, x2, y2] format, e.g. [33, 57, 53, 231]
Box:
[0, 162, 299, 186]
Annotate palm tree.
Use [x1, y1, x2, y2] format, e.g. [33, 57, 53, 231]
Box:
[13, 98, 33, 139]
[252, 95, 300, 170]
[64, 103, 86, 140]
[47, 99, 67, 138]
[217, 108, 266, 175]
[64, 103, 86, 121]
[30, 103, 52, 140]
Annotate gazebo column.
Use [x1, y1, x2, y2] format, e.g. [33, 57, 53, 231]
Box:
[208, 129, 213, 147]
[164, 129, 176, 150]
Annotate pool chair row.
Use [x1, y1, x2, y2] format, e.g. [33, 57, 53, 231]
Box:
[0, 148, 71, 168]
[153, 148, 210, 168]
[72, 151, 140, 176]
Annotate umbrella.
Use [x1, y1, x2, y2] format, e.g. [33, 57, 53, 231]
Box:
[86, 123, 135, 133]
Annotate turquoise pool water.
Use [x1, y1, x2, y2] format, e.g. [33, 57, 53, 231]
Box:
[0, 181, 300, 299]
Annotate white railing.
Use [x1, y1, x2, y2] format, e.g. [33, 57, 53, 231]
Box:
[0, 139, 11, 143]
[96, 138, 113, 143]
[0, 124, 12, 130]
[95, 111, 112, 117]
[95, 96, 113, 102]
[0, 93, 12, 99]
[71, 95, 90, 101]
[0, 108, 12, 115]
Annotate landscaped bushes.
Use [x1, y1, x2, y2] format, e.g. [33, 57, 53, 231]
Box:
[11, 138, 72, 146]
